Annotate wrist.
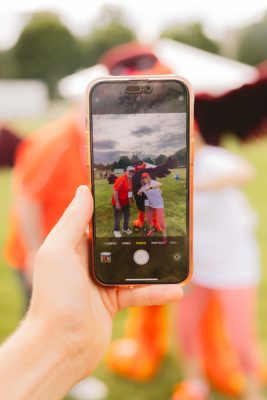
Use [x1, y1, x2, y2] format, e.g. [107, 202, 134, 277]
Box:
[16, 316, 85, 399]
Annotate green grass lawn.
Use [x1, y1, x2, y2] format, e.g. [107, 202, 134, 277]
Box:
[0, 107, 267, 399]
[95, 168, 186, 237]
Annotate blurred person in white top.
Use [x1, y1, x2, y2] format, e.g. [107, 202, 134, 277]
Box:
[173, 127, 264, 400]
[193, 138, 260, 288]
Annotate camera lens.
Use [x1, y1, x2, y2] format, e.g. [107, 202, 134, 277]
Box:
[143, 86, 153, 94]
[125, 85, 142, 94]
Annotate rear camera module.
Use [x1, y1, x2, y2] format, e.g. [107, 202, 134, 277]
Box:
[143, 86, 153, 94]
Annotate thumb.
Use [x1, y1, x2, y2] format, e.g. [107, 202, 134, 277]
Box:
[48, 185, 94, 246]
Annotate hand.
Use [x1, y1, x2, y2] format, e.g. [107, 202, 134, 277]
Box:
[115, 201, 121, 209]
[24, 250, 38, 287]
[28, 186, 183, 384]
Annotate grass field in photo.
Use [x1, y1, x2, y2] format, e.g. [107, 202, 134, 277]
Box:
[95, 168, 187, 237]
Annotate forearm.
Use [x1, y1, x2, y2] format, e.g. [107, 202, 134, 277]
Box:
[0, 318, 83, 400]
[113, 190, 119, 203]
[150, 183, 161, 189]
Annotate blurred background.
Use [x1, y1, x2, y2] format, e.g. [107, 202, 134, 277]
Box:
[1, 1, 267, 399]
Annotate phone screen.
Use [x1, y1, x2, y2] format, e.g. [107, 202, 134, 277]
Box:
[89, 79, 191, 284]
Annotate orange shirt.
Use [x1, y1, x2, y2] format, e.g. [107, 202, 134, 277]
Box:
[111, 174, 132, 206]
[5, 111, 87, 269]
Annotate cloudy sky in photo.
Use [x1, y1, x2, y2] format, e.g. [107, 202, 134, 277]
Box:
[93, 112, 186, 164]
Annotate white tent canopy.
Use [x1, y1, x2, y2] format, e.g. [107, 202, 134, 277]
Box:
[58, 39, 258, 99]
[58, 64, 109, 100]
[0, 80, 48, 119]
[154, 39, 258, 95]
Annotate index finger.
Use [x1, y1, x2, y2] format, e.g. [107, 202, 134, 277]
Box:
[116, 284, 183, 310]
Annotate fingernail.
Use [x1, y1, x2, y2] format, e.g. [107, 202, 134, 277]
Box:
[75, 185, 88, 199]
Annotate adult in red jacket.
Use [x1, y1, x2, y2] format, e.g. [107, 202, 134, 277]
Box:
[112, 166, 134, 238]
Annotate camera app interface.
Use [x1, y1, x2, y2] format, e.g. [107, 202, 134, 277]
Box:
[90, 80, 189, 284]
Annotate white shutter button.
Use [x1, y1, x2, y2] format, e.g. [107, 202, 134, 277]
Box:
[133, 250, 149, 265]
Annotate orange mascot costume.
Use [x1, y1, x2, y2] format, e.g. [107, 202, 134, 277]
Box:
[5, 109, 87, 300]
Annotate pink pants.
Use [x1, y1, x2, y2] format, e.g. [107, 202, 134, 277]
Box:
[146, 207, 166, 231]
[176, 284, 260, 374]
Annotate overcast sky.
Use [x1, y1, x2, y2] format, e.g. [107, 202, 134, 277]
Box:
[1, 0, 267, 49]
[93, 113, 186, 164]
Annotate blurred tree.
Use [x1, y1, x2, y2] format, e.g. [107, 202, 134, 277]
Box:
[237, 13, 267, 65]
[111, 161, 119, 170]
[12, 13, 83, 96]
[161, 22, 219, 54]
[0, 49, 18, 78]
[80, 5, 136, 67]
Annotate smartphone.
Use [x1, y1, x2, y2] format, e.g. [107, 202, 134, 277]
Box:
[86, 75, 194, 286]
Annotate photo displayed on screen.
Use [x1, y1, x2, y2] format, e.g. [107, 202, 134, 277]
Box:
[93, 112, 186, 239]
[90, 80, 189, 284]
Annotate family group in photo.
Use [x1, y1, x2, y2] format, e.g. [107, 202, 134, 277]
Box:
[110, 163, 168, 242]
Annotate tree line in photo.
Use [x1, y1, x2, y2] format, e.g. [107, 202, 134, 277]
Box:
[95, 147, 186, 171]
